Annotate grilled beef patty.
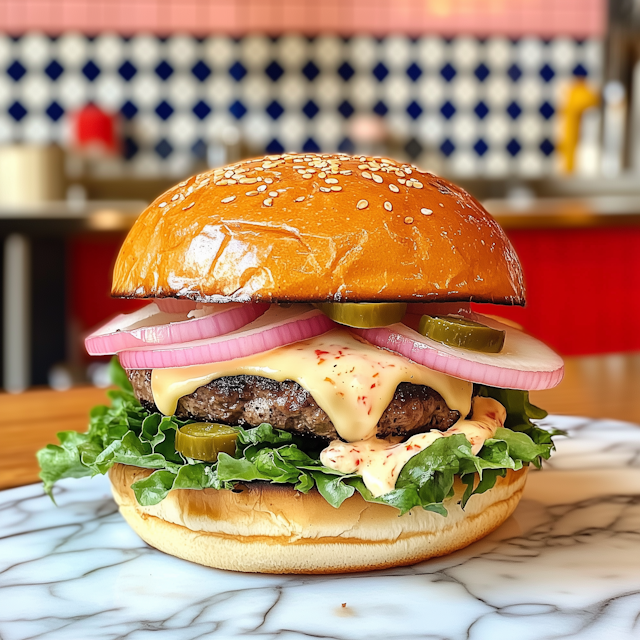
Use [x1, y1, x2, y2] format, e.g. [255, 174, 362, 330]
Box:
[128, 370, 461, 441]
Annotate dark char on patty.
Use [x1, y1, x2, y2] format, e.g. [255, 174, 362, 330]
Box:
[128, 370, 461, 442]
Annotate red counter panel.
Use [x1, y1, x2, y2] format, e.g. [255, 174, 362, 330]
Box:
[478, 227, 640, 356]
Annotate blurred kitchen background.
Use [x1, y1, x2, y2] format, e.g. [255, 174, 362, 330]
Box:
[0, 0, 638, 392]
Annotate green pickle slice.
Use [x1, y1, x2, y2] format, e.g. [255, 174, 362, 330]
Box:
[175, 423, 238, 462]
[316, 302, 407, 328]
[418, 314, 506, 353]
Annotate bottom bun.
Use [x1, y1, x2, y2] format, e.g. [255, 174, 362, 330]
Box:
[109, 463, 528, 574]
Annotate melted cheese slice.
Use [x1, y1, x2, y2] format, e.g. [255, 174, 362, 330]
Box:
[150, 329, 472, 442]
[319, 396, 507, 497]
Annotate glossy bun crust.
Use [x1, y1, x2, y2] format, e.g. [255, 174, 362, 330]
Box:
[112, 154, 525, 305]
[109, 463, 528, 574]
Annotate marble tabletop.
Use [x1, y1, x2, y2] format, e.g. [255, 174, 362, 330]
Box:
[1, 415, 640, 640]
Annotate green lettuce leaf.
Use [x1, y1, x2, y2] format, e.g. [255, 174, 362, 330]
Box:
[37, 358, 558, 515]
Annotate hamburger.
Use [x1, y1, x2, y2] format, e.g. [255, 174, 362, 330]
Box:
[38, 153, 564, 574]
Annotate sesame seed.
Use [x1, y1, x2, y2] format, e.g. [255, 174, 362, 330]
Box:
[405, 168, 412, 174]
[302, 174, 313, 179]
[356, 199, 369, 210]
[263, 198, 273, 207]
[398, 178, 406, 185]
[182, 202, 195, 210]
[257, 185, 267, 192]
[269, 191, 279, 197]
[358, 164, 369, 169]
[331, 186, 342, 191]
[372, 174, 383, 184]
[246, 190, 259, 196]
[404, 216, 414, 224]
[239, 177, 258, 184]
[396, 171, 406, 178]
[179, 180, 188, 187]
[216, 180, 228, 186]
[264, 178, 273, 184]
[389, 184, 400, 193]
[221, 196, 236, 204]
[421, 208, 433, 215]
[439, 203, 444, 207]
[227, 180, 237, 185]
[384, 201, 393, 211]
[319, 187, 331, 193]
[295, 196, 305, 202]
[171, 194, 180, 201]
[412, 180, 424, 189]
[159, 202, 167, 207]
[361, 172, 372, 180]
[318, 172, 327, 178]
[325, 177, 339, 184]
[225, 170, 234, 178]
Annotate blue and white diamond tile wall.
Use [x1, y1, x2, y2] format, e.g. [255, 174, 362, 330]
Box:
[0, 33, 602, 178]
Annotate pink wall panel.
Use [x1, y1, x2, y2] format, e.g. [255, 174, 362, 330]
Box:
[0, 0, 605, 37]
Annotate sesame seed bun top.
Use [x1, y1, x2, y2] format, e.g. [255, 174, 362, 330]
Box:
[111, 153, 525, 305]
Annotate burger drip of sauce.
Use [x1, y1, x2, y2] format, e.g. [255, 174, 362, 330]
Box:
[150, 329, 472, 442]
[320, 396, 507, 497]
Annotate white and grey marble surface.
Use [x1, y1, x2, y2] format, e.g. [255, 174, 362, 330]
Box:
[2, 415, 640, 640]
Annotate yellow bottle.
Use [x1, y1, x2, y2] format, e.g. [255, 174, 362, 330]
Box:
[558, 77, 600, 174]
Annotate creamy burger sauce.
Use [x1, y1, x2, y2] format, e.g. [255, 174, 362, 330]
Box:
[320, 396, 507, 497]
[150, 329, 472, 442]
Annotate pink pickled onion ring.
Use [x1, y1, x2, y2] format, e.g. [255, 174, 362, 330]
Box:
[85, 302, 269, 355]
[154, 299, 197, 314]
[118, 305, 336, 369]
[353, 313, 563, 391]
